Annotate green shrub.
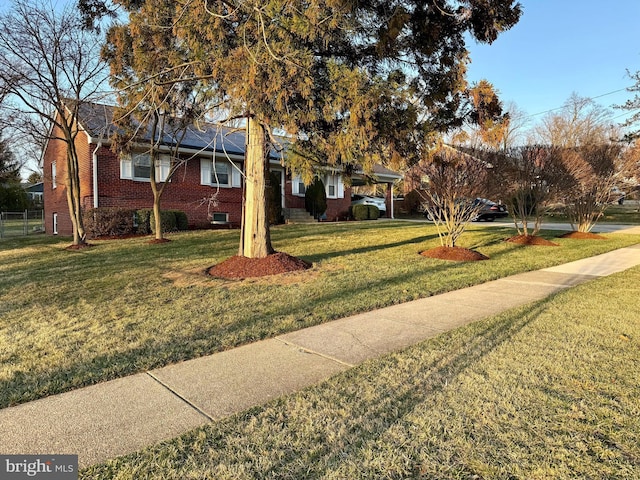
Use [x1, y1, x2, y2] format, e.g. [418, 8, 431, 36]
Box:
[305, 177, 327, 219]
[136, 209, 188, 234]
[170, 210, 189, 231]
[84, 208, 137, 238]
[351, 204, 369, 221]
[267, 171, 283, 225]
[150, 210, 177, 233]
[367, 205, 380, 219]
[136, 209, 152, 235]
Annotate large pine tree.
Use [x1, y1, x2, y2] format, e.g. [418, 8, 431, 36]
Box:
[94, 0, 522, 258]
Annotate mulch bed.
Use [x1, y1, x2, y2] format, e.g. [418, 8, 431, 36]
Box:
[506, 235, 559, 246]
[148, 238, 172, 244]
[65, 243, 94, 250]
[207, 252, 312, 279]
[558, 231, 606, 240]
[420, 246, 489, 262]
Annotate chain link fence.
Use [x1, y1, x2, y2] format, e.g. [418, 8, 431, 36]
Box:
[0, 210, 44, 239]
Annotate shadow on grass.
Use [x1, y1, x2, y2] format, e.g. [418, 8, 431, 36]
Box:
[81, 298, 554, 478]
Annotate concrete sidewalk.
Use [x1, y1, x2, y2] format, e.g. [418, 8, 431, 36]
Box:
[2, 245, 640, 468]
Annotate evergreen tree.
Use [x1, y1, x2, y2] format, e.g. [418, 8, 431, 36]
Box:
[89, 0, 522, 258]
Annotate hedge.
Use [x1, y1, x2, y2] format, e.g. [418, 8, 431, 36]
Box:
[136, 209, 188, 234]
[84, 208, 137, 238]
[350, 204, 380, 221]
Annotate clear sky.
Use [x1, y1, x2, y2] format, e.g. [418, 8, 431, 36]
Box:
[465, 0, 640, 128]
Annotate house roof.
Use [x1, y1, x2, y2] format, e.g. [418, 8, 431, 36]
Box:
[77, 101, 250, 158]
[75, 101, 401, 183]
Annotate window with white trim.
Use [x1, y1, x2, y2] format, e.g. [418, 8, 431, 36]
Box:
[200, 158, 241, 188]
[211, 212, 229, 223]
[52, 213, 58, 235]
[120, 153, 170, 182]
[51, 161, 57, 189]
[292, 175, 306, 196]
[325, 173, 344, 199]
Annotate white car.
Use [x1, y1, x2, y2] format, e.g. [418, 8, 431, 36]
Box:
[351, 194, 386, 213]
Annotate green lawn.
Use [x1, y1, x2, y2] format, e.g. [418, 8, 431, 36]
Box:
[81, 263, 640, 479]
[0, 221, 638, 410]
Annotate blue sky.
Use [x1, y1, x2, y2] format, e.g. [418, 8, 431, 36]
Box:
[465, 0, 640, 127]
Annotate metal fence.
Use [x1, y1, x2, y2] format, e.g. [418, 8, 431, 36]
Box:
[0, 210, 45, 238]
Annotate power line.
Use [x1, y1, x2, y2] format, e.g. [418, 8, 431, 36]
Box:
[523, 87, 632, 119]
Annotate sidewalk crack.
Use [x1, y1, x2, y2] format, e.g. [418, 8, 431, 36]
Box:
[146, 372, 214, 422]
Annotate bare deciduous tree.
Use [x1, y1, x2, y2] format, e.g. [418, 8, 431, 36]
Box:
[0, 0, 109, 245]
[484, 145, 567, 237]
[535, 93, 614, 148]
[560, 144, 634, 232]
[411, 147, 489, 248]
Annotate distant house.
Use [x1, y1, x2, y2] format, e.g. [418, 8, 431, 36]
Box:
[23, 182, 44, 207]
[41, 102, 401, 236]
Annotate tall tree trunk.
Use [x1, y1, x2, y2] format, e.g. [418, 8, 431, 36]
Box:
[151, 173, 163, 241]
[240, 116, 274, 258]
[66, 149, 86, 245]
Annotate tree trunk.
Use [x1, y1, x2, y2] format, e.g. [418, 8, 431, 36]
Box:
[240, 116, 274, 258]
[151, 172, 163, 241]
[66, 149, 86, 245]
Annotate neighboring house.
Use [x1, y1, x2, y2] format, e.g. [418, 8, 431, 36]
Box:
[23, 182, 44, 207]
[42, 102, 401, 236]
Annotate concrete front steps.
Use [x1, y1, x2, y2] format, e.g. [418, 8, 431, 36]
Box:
[284, 208, 316, 224]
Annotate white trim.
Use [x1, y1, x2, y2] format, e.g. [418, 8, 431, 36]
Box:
[211, 212, 229, 224]
[52, 213, 58, 235]
[92, 142, 102, 208]
[292, 174, 306, 196]
[51, 161, 57, 189]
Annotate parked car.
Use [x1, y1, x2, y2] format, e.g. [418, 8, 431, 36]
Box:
[351, 194, 386, 213]
[423, 198, 508, 222]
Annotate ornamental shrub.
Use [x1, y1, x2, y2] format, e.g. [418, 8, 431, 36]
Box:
[267, 171, 283, 224]
[84, 208, 136, 238]
[367, 205, 380, 219]
[351, 204, 369, 220]
[305, 177, 327, 219]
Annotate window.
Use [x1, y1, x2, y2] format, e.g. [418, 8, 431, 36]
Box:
[200, 158, 241, 187]
[121, 152, 170, 182]
[212, 160, 229, 186]
[211, 212, 229, 223]
[325, 173, 343, 199]
[52, 213, 58, 235]
[51, 162, 57, 189]
[133, 153, 151, 179]
[292, 175, 306, 196]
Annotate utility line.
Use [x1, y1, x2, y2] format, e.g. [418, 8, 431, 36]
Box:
[523, 87, 632, 119]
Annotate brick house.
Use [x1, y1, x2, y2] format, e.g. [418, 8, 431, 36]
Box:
[42, 102, 401, 235]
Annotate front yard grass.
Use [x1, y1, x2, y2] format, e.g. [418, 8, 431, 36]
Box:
[0, 221, 638, 409]
[82, 263, 640, 479]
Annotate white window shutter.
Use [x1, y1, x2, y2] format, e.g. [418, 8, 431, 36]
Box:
[120, 155, 132, 179]
[292, 174, 301, 195]
[231, 162, 241, 187]
[201, 158, 212, 185]
[338, 175, 344, 198]
[157, 154, 170, 182]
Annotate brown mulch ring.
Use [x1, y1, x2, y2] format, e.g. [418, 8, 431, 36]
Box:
[558, 231, 606, 240]
[207, 252, 313, 279]
[420, 246, 489, 262]
[148, 238, 172, 244]
[65, 243, 94, 250]
[506, 235, 559, 246]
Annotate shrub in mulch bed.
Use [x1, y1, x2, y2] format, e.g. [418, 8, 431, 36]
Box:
[207, 252, 312, 279]
[420, 246, 489, 262]
[506, 235, 559, 246]
[558, 231, 606, 240]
